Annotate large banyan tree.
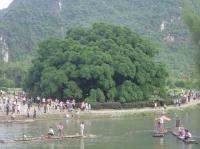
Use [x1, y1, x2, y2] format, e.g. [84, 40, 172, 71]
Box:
[24, 23, 168, 102]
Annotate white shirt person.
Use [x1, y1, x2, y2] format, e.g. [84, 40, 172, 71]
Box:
[80, 122, 85, 136]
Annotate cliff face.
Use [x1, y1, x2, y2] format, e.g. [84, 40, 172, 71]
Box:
[0, 35, 9, 63]
[0, 0, 198, 77]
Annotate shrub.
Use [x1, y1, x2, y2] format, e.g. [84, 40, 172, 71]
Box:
[87, 100, 173, 110]
[89, 102, 103, 110]
[102, 102, 122, 109]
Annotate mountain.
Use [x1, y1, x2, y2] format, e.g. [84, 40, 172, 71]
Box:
[0, 10, 5, 19]
[0, 0, 199, 78]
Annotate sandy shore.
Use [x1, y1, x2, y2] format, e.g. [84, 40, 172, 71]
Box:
[0, 100, 200, 121]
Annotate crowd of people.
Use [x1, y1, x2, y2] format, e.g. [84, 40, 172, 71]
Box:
[35, 97, 91, 114]
[173, 90, 200, 107]
[1, 89, 199, 119]
[0, 90, 89, 138]
[153, 90, 200, 110]
[0, 91, 26, 117]
[0, 90, 91, 121]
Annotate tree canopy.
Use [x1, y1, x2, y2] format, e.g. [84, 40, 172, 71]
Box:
[24, 23, 168, 102]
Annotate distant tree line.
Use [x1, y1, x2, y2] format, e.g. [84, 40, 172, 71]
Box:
[24, 23, 168, 102]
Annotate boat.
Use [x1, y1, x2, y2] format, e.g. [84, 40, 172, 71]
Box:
[169, 131, 198, 144]
[0, 134, 95, 144]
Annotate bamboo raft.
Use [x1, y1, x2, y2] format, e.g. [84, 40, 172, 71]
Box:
[0, 134, 95, 144]
[152, 132, 165, 137]
[152, 130, 168, 137]
[169, 131, 198, 144]
[0, 119, 35, 124]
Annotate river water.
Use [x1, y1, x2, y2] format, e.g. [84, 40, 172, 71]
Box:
[0, 107, 200, 149]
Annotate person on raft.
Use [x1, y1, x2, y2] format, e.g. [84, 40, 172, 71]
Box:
[155, 115, 171, 133]
[154, 116, 165, 132]
[22, 133, 27, 140]
[80, 122, 85, 136]
[178, 127, 192, 140]
[57, 122, 64, 136]
[184, 129, 192, 140]
[178, 127, 185, 138]
[154, 119, 161, 132]
[48, 127, 54, 136]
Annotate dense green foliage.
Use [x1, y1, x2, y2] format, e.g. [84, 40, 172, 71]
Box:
[0, 56, 32, 88]
[0, 0, 199, 80]
[0, 62, 27, 88]
[24, 23, 168, 102]
[183, 0, 200, 70]
[182, 0, 200, 89]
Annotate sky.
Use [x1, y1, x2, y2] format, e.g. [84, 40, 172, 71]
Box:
[0, 0, 13, 10]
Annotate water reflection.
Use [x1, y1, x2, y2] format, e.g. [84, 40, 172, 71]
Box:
[50, 144, 55, 149]
[65, 119, 69, 124]
[155, 138, 164, 149]
[80, 139, 85, 149]
[159, 138, 164, 146]
[182, 144, 192, 149]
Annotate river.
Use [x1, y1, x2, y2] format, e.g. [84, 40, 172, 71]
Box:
[0, 107, 200, 149]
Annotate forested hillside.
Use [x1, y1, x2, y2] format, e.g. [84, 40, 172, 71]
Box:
[0, 0, 199, 87]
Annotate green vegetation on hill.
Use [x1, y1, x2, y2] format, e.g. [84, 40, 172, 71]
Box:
[183, 0, 200, 59]
[24, 23, 168, 102]
[0, 0, 199, 78]
[182, 0, 200, 88]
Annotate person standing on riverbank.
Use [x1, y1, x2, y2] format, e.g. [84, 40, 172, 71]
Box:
[17, 103, 20, 114]
[33, 108, 36, 119]
[44, 103, 47, 113]
[27, 109, 30, 118]
[6, 102, 9, 116]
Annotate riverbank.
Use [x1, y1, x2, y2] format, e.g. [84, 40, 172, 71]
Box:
[77, 99, 200, 118]
[0, 100, 200, 121]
